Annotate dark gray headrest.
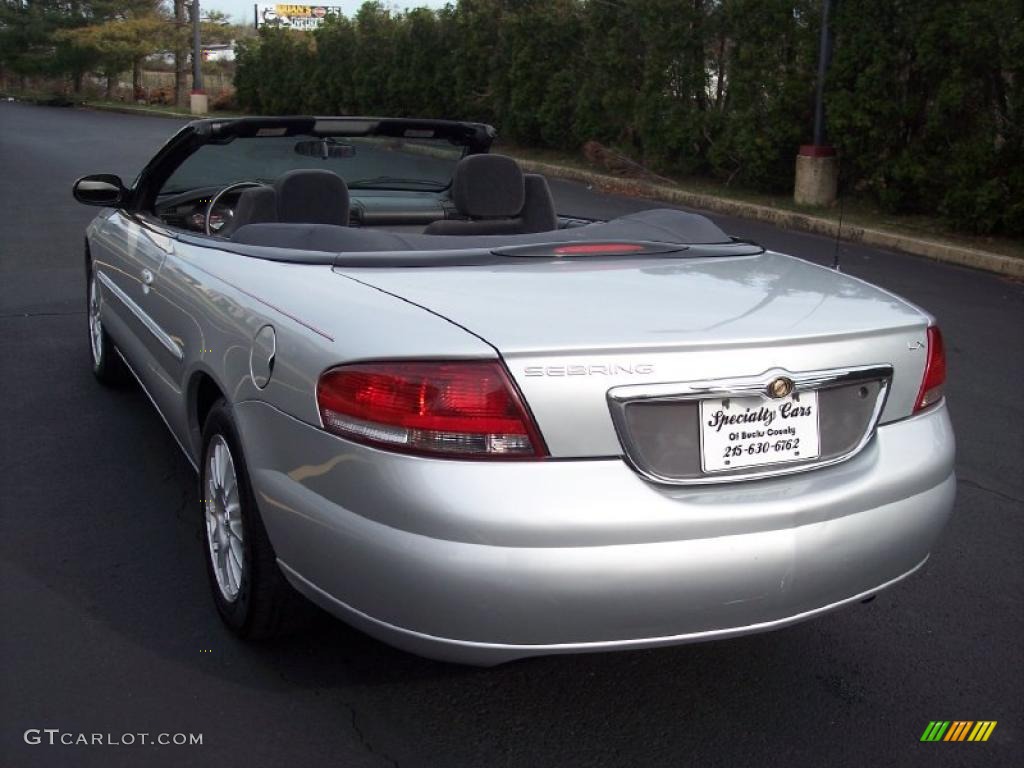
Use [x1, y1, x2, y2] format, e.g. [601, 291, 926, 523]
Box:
[235, 186, 277, 222]
[274, 169, 350, 226]
[219, 185, 276, 236]
[451, 154, 525, 218]
[520, 174, 557, 233]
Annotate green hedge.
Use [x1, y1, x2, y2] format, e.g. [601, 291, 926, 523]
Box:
[235, 0, 1023, 236]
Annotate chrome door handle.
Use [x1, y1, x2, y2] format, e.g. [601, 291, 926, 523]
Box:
[141, 268, 154, 285]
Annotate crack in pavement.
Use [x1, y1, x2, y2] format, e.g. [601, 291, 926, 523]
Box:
[958, 476, 1023, 505]
[347, 704, 401, 768]
[273, 661, 400, 767]
[0, 310, 86, 318]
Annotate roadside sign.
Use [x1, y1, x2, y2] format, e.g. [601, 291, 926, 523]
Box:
[255, 4, 344, 31]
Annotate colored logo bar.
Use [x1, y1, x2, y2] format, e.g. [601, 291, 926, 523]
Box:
[920, 721, 997, 742]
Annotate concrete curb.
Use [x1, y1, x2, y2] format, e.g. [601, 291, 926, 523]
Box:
[517, 159, 1024, 279]
[77, 102, 1022, 277]
[82, 102, 192, 119]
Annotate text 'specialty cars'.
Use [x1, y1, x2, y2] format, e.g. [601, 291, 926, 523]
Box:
[74, 116, 955, 664]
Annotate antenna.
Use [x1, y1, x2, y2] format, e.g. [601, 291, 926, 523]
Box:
[832, 191, 844, 272]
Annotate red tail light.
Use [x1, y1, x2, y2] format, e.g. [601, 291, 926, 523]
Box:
[552, 243, 647, 255]
[914, 325, 947, 412]
[316, 361, 547, 458]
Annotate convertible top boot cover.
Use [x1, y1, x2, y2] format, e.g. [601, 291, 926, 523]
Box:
[231, 208, 733, 254]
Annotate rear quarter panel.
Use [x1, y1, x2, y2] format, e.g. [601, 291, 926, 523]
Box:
[95, 225, 496, 465]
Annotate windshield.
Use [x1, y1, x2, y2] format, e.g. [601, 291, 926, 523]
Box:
[160, 134, 465, 195]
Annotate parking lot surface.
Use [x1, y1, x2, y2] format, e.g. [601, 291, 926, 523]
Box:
[1, 103, 1021, 767]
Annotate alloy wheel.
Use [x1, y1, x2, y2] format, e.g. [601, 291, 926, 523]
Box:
[88, 273, 103, 365]
[204, 434, 245, 602]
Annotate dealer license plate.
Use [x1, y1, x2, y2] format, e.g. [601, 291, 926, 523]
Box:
[700, 391, 820, 473]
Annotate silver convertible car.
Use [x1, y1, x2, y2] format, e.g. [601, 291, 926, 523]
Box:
[74, 116, 955, 665]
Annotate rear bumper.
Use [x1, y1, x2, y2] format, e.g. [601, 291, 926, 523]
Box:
[235, 400, 956, 665]
[279, 552, 932, 666]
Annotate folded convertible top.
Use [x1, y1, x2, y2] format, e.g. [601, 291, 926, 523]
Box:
[231, 209, 732, 252]
[176, 209, 761, 266]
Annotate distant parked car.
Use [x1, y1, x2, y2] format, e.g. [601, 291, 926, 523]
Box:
[72, 116, 955, 664]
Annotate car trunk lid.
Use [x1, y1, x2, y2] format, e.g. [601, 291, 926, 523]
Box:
[336, 251, 930, 473]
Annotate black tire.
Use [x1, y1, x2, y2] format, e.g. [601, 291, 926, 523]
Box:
[86, 262, 128, 386]
[200, 399, 309, 639]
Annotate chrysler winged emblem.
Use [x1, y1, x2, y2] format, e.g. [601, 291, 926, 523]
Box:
[767, 376, 795, 399]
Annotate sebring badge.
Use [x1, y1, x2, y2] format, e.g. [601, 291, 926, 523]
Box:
[767, 376, 795, 399]
[523, 363, 655, 377]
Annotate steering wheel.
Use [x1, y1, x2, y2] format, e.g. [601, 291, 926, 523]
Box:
[204, 181, 265, 236]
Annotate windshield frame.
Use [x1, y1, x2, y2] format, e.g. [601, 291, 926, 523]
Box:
[131, 116, 496, 214]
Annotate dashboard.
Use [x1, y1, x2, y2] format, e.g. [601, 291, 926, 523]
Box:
[156, 188, 244, 233]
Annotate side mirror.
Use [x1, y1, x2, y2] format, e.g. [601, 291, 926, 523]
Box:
[73, 174, 128, 207]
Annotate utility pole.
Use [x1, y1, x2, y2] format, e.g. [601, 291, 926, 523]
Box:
[189, 0, 208, 114]
[812, 0, 834, 146]
[794, 0, 838, 207]
[174, 0, 187, 108]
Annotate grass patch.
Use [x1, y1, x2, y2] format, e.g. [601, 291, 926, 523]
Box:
[1, 91, 243, 119]
[81, 99, 246, 119]
[1, 88, 83, 107]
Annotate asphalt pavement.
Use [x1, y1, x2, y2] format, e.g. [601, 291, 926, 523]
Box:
[1, 102, 1021, 768]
